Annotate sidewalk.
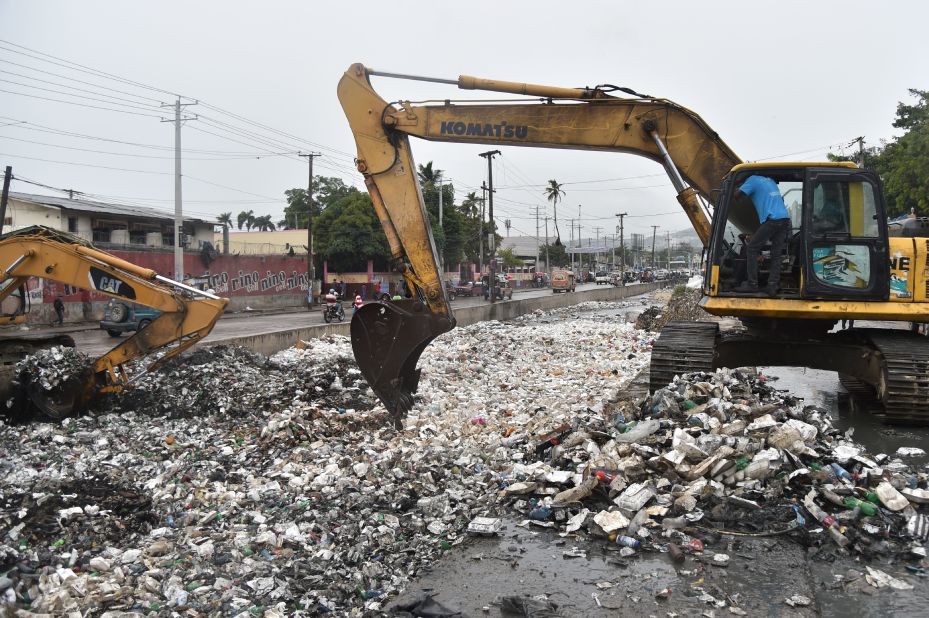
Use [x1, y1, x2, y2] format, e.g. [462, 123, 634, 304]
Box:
[18, 304, 311, 335]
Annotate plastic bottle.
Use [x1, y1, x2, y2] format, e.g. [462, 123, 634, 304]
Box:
[615, 535, 641, 549]
[661, 515, 687, 530]
[820, 487, 846, 508]
[843, 496, 877, 517]
[830, 463, 852, 481]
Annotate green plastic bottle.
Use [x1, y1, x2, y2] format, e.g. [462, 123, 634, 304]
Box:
[843, 496, 877, 517]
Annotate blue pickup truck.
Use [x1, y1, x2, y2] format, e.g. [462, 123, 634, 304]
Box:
[99, 299, 161, 337]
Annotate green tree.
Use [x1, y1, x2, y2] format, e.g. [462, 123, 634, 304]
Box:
[457, 191, 484, 264]
[237, 210, 254, 231]
[828, 89, 929, 217]
[880, 89, 929, 216]
[314, 192, 389, 272]
[497, 247, 525, 269]
[252, 214, 276, 232]
[283, 176, 358, 229]
[417, 161, 444, 185]
[544, 179, 565, 245]
[217, 212, 233, 229]
[538, 242, 569, 269]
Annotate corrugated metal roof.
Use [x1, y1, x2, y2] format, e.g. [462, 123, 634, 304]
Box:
[8, 191, 217, 225]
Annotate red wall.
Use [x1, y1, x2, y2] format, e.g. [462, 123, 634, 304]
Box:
[38, 251, 309, 303]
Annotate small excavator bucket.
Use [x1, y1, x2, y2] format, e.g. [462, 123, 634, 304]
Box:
[351, 299, 454, 428]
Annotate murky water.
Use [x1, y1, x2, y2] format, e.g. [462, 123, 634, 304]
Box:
[764, 365, 929, 468]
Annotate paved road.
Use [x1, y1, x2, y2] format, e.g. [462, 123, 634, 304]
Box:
[58, 281, 640, 356]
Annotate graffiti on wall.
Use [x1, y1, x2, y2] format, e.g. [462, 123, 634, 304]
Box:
[207, 270, 309, 294]
[34, 251, 310, 304]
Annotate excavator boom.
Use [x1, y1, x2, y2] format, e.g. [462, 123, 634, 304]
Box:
[338, 63, 739, 422]
[0, 226, 227, 418]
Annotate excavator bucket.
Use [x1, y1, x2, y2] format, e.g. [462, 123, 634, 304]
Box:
[351, 299, 455, 428]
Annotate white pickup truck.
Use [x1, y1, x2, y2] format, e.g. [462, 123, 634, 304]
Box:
[594, 270, 611, 285]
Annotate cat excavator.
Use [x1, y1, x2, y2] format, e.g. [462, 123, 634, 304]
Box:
[338, 63, 929, 426]
[0, 226, 227, 419]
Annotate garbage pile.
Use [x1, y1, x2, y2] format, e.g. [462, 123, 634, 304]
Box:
[504, 368, 929, 570]
[3, 299, 925, 615]
[106, 341, 377, 419]
[0, 306, 652, 615]
[4, 346, 94, 423]
[635, 288, 705, 331]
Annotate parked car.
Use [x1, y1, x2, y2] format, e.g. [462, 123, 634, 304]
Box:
[551, 270, 576, 293]
[447, 281, 478, 300]
[100, 299, 162, 337]
[594, 270, 611, 285]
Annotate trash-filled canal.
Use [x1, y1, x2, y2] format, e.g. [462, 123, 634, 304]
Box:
[2, 293, 928, 617]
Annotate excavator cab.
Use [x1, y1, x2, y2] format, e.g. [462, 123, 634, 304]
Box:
[707, 163, 890, 305]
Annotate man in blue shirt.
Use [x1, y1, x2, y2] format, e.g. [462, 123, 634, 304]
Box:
[733, 175, 792, 295]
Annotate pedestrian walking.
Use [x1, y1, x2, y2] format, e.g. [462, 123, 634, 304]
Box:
[53, 296, 64, 325]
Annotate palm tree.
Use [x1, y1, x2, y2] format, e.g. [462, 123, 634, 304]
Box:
[252, 214, 276, 232]
[237, 210, 255, 231]
[544, 179, 565, 245]
[417, 161, 444, 185]
[217, 212, 233, 255]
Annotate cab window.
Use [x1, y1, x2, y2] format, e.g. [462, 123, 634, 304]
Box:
[811, 180, 878, 237]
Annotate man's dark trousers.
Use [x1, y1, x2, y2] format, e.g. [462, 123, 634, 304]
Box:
[746, 218, 791, 290]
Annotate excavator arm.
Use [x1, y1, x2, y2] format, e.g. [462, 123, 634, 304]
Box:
[338, 63, 741, 423]
[0, 226, 227, 415]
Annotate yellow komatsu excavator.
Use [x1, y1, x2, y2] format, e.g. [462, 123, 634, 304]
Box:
[338, 63, 929, 426]
[0, 226, 227, 418]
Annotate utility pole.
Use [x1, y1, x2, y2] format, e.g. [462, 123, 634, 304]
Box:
[665, 231, 671, 270]
[479, 183, 487, 280]
[0, 166, 11, 234]
[161, 97, 197, 281]
[853, 136, 865, 168]
[436, 171, 444, 276]
[479, 150, 501, 303]
[650, 225, 659, 269]
[569, 218, 575, 274]
[299, 152, 321, 304]
[593, 226, 603, 269]
[533, 206, 540, 276]
[616, 212, 626, 285]
[544, 215, 550, 273]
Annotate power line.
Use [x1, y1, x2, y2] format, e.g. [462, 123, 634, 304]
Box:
[0, 134, 291, 161]
[0, 151, 172, 174]
[0, 87, 165, 118]
[0, 116, 289, 155]
[0, 39, 179, 98]
[0, 63, 164, 104]
[0, 76, 165, 112]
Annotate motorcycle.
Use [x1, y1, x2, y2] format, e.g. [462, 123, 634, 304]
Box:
[323, 297, 345, 323]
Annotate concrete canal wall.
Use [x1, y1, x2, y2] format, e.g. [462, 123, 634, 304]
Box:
[209, 282, 665, 357]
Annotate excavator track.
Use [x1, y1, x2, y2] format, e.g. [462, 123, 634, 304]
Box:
[867, 331, 929, 424]
[649, 321, 719, 392]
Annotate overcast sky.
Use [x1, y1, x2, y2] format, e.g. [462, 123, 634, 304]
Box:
[2, 1, 927, 242]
